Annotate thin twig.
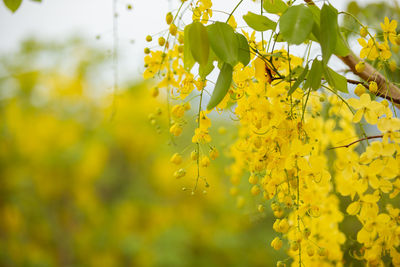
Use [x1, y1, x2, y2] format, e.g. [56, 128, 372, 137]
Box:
[328, 135, 383, 150]
[110, 0, 118, 121]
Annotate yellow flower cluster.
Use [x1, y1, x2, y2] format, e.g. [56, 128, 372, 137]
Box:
[336, 93, 400, 266]
[192, 0, 213, 23]
[358, 17, 398, 62]
[144, 2, 400, 265]
[227, 50, 348, 266]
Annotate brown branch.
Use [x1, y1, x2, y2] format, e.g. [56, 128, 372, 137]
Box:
[303, 0, 400, 106]
[328, 135, 383, 150]
[339, 54, 400, 106]
[304, 0, 316, 5]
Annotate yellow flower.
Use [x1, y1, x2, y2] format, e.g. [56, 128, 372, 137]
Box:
[348, 94, 381, 124]
[171, 104, 185, 118]
[354, 84, 366, 97]
[358, 38, 379, 60]
[170, 153, 183, 165]
[380, 17, 397, 45]
[346, 201, 361, 215]
[209, 147, 219, 160]
[360, 27, 368, 38]
[179, 73, 195, 99]
[190, 150, 198, 161]
[198, 111, 211, 129]
[200, 156, 210, 167]
[278, 219, 290, 234]
[143, 51, 166, 79]
[377, 117, 400, 142]
[369, 81, 378, 94]
[227, 15, 237, 29]
[192, 127, 211, 144]
[355, 61, 365, 73]
[271, 237, 283, 250]
[377, 41, 392, 60]
[250, 185, 260, 195]
[169, 123, 183, 136]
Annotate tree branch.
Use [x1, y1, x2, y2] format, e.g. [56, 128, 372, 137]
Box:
[302, 0, 400, 106]
[339, 54, 400, 106]
[328, 135, 383, 150]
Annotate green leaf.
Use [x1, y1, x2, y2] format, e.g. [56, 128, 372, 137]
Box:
[207, 63, 233, 110]
[334, 31, 350, 56]
[279, 5, 314, 45]
[188, 22, 210, 66]
[304, 59, 322, 91]
[309, 6, 321, 42]
[288, 65, 309, 96]
[3, 0, 22, 12]
[263, 0, 287, 14]
[207, 22, 239, 66]
[183, 24, 195, 71]
[324, 67, 348, 93]
[320, 4, 338, 64]
[243, 12, 277, 32]
[310, 4, 350, 57]
[236, 33, 250, 67]
[199, 49, 216, 79]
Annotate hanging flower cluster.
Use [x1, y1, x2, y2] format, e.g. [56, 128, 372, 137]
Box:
[143, 0, 400, 265]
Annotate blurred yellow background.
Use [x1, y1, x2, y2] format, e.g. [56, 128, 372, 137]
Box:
[0, 39, 279, 267]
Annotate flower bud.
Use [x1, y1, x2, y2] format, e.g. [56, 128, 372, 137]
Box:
[360, 27, 368, 38]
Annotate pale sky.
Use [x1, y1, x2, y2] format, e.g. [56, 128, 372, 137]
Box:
[0, 0, 387, 85]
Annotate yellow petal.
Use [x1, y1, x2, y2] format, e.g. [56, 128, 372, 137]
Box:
[359, 93, 371, 106]
[346, 201, 361, 215]
[352, 109, 364, 123]
[365, 110, 378, 124]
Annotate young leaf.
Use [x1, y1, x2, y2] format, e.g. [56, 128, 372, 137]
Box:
[207, 22, 239, 66]
[304, 59, 322, 91]
[263, 0, 287, 14]
[4, 0, 22, 12]
[334, 31, 350, 57]
[188, 22, 210, 66]
[309, 4, 350, 57]
[236, 33, 250, 67]
[183, 24, 195, 71]
[199, 49, 216, 79]
[320, 4, 338, 64]
[243, 12, 277, 32]
[309, 6, 321, 42]
[207, 63, 233, 110]
[288, 65, 309, 96]
[279, 5, 314, 45]
[324, 67, 348, 93]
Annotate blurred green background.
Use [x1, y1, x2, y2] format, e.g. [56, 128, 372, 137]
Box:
[0, 39, 283, 267]
[1, 1, 400, 266]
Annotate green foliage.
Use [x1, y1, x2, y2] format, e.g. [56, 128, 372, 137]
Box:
[207, 22, 239, 66]
[0, 39, 282, 267]
[188, 22, 210, 66]
[207, 62, 232, 110]
[236, 33, 250, 67]
[288, 65, 308, 96]
[199, 49, 216, 79]
[305, 59, 322, 91]
[324, 66, 348, 93]
[243, 12, 277, 32]
[184, 24, 195, 71]
[263, 0, 287, 15]
[3, 0, 22, 12]
[279, 5, 314, 45]
[320, 4, 338, 64]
